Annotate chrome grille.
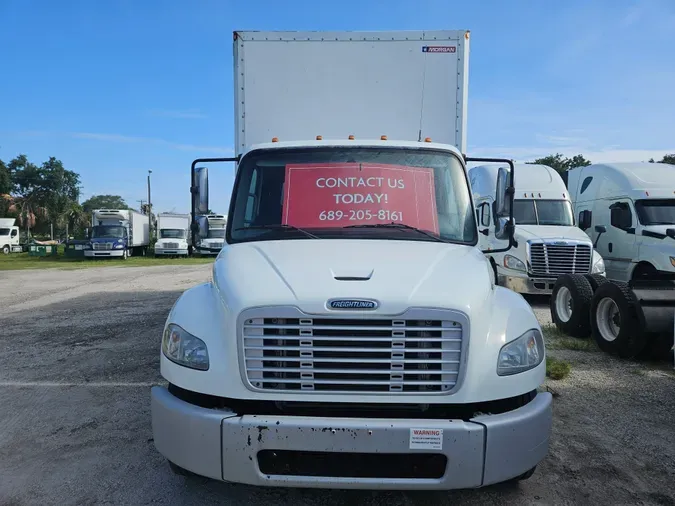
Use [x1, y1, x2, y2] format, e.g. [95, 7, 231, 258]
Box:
[529, 242, 592, 276]
[241, 310, 464, 394]
[164, 242, 180, 249]
[92, 242, 112, 251]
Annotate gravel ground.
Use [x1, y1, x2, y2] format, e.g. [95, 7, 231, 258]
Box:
[0, 265, 674, 505]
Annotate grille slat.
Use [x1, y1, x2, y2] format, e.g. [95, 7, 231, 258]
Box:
[164, 242, 180, 249]
[242, 313, 464, 394]
[92, 242, 112, 251]
[529, 243, 591, 276]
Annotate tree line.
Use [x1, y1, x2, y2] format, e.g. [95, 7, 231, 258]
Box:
[0, 154, 133, 240]
[529, 153, 675, 174]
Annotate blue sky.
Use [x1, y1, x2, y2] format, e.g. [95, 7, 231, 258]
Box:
[1, 0, 674, 214]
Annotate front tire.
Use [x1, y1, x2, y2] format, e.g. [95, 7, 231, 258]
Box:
[590, 281, 646, 358]
[550, 274, 594, 338]
[168, 460, 196, 477]
[122, 249, 128, 260]
[2, 245, 9, 255]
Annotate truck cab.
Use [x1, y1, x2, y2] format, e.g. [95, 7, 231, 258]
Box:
[567, 162, 675, 281]
[196, 214, 227, 255]
[150, 29, 552, 490]
[0, 218, 21, 254]
[470, 163, 605, 295]
[85, 208, 149, 259]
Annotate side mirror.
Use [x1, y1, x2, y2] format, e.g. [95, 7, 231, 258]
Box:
[494, 167, 511, 218]
[191, 216, 209, 241]
[194, 166, 209, 215]
[495, 217, 515, 241]
[578, 210, 592, 230]
[595, 225, 607, 234]
[479, 202, 491, 227]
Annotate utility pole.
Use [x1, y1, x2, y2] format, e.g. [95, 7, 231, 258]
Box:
[147, 170, 153, 239]
[137, 199, 145, 213]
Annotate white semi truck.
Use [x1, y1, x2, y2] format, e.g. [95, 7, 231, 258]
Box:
[546, 162, 675, 356]
[194, 214, 227, 255]
[85, 209, 150, 259]
[469, 163, 606, 295]
[0, 218, 21, 254]
[154, 213, 190, 257]
[152, 30, 552, 489]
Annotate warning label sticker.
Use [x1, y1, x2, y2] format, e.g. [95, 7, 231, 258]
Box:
[409, 428, 443, 450]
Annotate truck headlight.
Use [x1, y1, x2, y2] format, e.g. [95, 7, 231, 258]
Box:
[162, 324, 209, 371]
[591, 251, 605, 274]
[113, 243, 124, 249]
[497, 329, 544, 376]
[503, 254, 526, 272]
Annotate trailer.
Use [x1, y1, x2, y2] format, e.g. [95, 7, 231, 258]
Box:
[154, 213, 190, 257]
[85, 209, 150, 259]
[549, 162, 675, 359]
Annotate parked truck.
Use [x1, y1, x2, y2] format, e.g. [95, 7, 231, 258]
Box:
[469, 163, 606, 295]
[549, 162, 675, 359]
[0, 218, 21, 254]
[85, 209, 150, 259]
[154, 213, 190, 257]
[194, 214, 227, 255]
[151, 30, 552, 490]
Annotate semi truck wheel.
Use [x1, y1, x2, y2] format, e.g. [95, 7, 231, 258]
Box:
[122, 249, 128, 260]
[550, 274, 593, 338]
[584, 273, 609, 292]
[2, 245, 9, 255]
[590, 281, 647, 358]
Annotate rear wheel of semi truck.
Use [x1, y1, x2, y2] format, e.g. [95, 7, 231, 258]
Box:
[584, 273, 609, 292]
[550, 274, 593, 338]
[590, 281, 647, 358]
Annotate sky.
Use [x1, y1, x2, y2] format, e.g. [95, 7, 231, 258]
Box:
[1, 0, 674, 214]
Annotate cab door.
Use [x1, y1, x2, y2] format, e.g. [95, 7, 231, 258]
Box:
[598, 200, 637, 281]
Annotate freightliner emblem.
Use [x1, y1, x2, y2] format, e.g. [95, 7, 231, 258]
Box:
[328, 299, 378, 310]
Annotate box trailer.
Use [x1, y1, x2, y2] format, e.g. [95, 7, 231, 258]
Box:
[152, 30, 551, 489]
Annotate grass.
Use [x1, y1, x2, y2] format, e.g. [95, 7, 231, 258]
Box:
[546, 357, 572, 380]
[541, 323, 599, 352]
[0, 251, 215, 270]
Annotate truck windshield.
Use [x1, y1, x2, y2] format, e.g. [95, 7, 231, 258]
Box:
[92, 226, 126, 239]
[513, 199, 573, 226]
[635, 199, 675, 225]
[228, 146, 476, 245]
[160, 229, 186, 239]
[208, 229, 226, 239]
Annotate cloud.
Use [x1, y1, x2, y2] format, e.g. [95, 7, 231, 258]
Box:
[69, 131, 233, 155]
[469, 145, 672, 165]
[146, 109, 207, 119]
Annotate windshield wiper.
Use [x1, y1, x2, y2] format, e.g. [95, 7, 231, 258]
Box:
[343, 222, 447, 242]
[234, 224, 319, 239]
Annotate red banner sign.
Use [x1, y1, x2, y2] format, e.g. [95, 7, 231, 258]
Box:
[281, 163, 439, 233]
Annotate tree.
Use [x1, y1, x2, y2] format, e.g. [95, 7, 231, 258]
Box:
[527, 153, 591, 175]
[81, 194, 129, 213]
[0, 159, 11, 217]
[7, 154, 48, 232]
[649, 154, 675, 165]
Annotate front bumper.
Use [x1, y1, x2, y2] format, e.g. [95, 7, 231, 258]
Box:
[151, 386, 552, 489]
[499, 274, 559, 295]
[154, 248, 189, 256]
[84, 249, 124, 258]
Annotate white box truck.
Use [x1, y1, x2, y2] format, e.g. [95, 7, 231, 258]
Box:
[0, 218, 21, 254]
[154, 213, 190, 256]
[85, 209, 150, 259]
[152, 30, 552, 489]
[547, 162, 675, 358]
[469, 163, 606, 295]
[194, 214, 227, 255]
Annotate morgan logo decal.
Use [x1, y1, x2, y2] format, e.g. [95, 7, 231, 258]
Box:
[422, 45, 456, 53]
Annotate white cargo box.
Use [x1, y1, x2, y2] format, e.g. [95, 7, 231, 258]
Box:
[234, 30, 470, 155]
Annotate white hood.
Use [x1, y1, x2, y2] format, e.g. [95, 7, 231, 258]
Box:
[515, 225, 592, 243]
[212, 239, 493, 316]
